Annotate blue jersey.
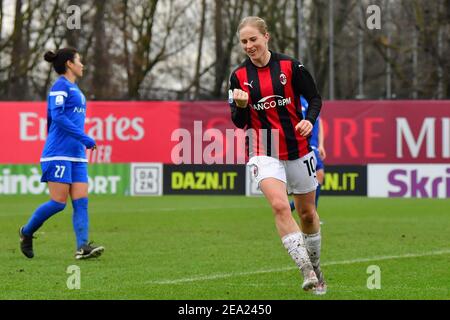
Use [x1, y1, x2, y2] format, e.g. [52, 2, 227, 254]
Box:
[41, 76, 93, 162]
[301, 96, 320, 148]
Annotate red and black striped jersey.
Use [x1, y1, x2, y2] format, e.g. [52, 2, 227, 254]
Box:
[228, 51, 322, 161]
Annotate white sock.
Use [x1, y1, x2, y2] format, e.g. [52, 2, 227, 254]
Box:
[302, 230, 321, 269]
[282, 232, 313, 273]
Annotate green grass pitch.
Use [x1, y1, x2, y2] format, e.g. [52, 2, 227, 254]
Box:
[0, 195, 449, 300]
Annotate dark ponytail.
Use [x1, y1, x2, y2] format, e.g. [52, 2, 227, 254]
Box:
[44, 51, 57, 63]
[44, 47, 78, 74]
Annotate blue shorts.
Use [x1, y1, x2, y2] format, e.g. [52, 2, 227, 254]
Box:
[313, 149, 324, 171]
[41, 161, 88, 184]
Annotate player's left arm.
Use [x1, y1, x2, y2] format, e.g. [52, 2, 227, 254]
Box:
[292, 62, 322, 136]
[48, 84, 96, 149]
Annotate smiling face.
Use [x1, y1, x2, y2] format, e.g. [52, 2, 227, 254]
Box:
[239, 24, 270, 65]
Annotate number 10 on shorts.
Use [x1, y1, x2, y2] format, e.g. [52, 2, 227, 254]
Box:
[54, 165, 66, 178]
[303, 156, 315, 177]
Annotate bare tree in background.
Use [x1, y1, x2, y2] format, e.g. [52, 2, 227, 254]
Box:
[3, 0, 64, 100]
[0, 0, 448, 100]
[193, 0, 207, 99]
[7, 0, 25, 99]
[248, 0, 297, 54]
[91, 0, 112, 99]
[213, 0, 245, 98]
[362, 0, 449, 99]
[0, 0, 4, 70]
[176, 0, 213, 100]
[118, 0, 195, 99]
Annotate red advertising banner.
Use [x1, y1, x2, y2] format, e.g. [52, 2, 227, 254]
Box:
[179, 100, 450, 164]
[320, 101, 450, 164]
[0, 102, 180, 164]
[0, 102, 47, 164]
[1, 100, 449, 164]
[176, 102, 247, 165]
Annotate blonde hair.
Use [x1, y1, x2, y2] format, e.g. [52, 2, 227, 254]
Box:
[237, 16, 268, 35]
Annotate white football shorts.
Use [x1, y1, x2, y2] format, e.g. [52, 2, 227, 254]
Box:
[247, 152, 318, 194]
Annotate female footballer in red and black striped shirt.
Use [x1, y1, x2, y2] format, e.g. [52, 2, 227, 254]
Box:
[228, 16, 326, 294]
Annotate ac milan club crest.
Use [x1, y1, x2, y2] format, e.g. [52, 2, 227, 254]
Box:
[279, 73, 287, 85]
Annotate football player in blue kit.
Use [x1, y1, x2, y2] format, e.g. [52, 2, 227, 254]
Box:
[19, 48, 104, 260]
[290, 96, 326, 211]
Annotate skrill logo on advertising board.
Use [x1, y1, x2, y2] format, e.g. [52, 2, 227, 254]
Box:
[368, 164, 450, 198]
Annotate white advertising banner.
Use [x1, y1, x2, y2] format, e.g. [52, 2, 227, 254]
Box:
[368, 164, 450, 198]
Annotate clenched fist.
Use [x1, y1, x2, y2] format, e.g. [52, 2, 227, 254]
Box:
[233, 89, 249, 108]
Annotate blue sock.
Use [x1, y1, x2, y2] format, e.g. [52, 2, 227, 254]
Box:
[315, 184, 322, 208]
[23, 200, 66, 236]
[289, 200, 295, 211]
[72, 198, 89, 250]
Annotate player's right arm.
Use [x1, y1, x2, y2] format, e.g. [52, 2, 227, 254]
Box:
[228, 72, 249, 129]
[48, 82, 96, 149]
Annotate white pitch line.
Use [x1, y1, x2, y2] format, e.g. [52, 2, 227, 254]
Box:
[113, 205, 266, 214]
[146, 205, 266, 212]
[146, 249, 450, 285]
